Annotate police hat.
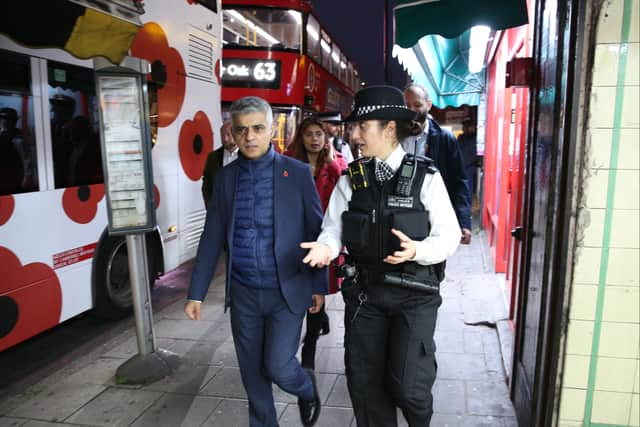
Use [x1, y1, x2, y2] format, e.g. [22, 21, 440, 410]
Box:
[0, 107, 18, 121]
[316, 111, 342, 124]
[344, 85, 416, 122]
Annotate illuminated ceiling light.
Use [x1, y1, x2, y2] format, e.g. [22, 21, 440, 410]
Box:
[307, 25, 319, 41]
[288, 10, 302, 25]
[332, 52, 340, 63]
[468, 25, 491, 73]
[320, 39, 331, 54]
[340, 61, 346, 69]
[226, 9, 279, 45]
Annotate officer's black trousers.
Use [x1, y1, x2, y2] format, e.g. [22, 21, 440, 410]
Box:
[342, 280, 441, 427]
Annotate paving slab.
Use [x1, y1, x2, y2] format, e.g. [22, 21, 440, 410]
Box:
[272, 373, 336, 404]
[142, 364, 220, 394]
[325, 374, 351, 407]
[313, 347, 345, 374]
[466, 380, 516, 417]
[279, 403, 353, 427]
[20, 421, 82, 427]
[199, 367, 247, 399]
[64, 387, 162, 427]
[130, 394, 221, 427]
[208, 340, 239, 367]
[153, 319, 228, 342]
[0, 417, 26, 426]
[460, 274, 509, 326]
[432, 379, 466, 415]
[430, 413, 513, 426]
[436, 353, 489, 381]
[199, 399, 285, 427]
[463, 329, 485, 354]
[435, 329, 465, 353]
[8, 383, 107, 422]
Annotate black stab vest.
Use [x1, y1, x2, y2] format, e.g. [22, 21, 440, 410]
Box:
[342, 155, 434, 275]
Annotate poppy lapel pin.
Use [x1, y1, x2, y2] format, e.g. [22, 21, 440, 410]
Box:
[283, 170, 288, 177]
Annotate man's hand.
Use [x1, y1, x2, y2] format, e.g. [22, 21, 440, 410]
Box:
[461, 228, 472, 245]
[184, 300, 202, 320]
[301, 241, 332, 267]
[309, 294, 325, 314]
[384, 229, 417, 264]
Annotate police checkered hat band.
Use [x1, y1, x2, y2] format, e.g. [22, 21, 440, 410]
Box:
[345, 85, 417, 122]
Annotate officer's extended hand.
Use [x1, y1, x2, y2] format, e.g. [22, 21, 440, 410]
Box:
[309, 294, 325, 314]
[184, 300, 202, 320]
[384, 228, 417, 264]
[461, 228, 472, 245]
[301, 241, 332, 267]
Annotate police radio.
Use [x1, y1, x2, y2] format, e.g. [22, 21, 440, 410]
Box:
[395, 156, 417, 196]
[395, 138, 420, 196]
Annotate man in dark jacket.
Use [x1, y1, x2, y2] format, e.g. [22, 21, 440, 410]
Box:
[402, 84, 472, 244]
[201, 121, 238, 206]
[185, 96, 326, 427]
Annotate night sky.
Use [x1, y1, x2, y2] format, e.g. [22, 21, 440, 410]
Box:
[310, 0, 408, 89]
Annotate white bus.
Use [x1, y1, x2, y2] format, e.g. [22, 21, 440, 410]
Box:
[0, 0, 222, 351]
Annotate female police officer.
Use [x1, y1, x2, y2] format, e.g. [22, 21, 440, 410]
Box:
[301, 86, 460, 427]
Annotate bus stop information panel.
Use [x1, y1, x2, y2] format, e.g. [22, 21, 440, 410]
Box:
[96, 70, 156, 235]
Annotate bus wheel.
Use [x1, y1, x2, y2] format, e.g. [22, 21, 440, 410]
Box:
[93, 235, 157, 320]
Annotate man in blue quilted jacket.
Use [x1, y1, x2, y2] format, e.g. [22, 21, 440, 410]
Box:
[185, 96, 327, 427]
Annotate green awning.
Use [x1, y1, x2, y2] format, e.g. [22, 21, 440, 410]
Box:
[393, 31, 484, 108]
[394, 0, 528, 48]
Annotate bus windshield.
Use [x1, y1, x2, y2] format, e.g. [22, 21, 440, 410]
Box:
[223, 8, 302, 50]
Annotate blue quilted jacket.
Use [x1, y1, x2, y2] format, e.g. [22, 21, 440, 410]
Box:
[230, 147, 279, 288]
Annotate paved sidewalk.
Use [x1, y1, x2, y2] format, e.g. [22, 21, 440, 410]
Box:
[0, 231, 517, 427]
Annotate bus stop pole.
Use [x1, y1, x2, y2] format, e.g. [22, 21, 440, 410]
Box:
[126, 234, 155, 355]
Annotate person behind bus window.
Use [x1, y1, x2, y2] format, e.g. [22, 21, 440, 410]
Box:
[285, 116, 346, 370]
[301, 85, 460, 427]
[66, 116, 102, 187]
[201, 121, 238, 207]
[185, 96, 325, 427]
[50, 94, 76, 187]
[0, 107, 27, 195]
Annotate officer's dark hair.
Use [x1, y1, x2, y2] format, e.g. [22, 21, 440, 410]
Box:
[377, 118, 424, 142]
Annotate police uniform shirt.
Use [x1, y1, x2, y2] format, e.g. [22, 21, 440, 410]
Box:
[317, 144, 461, 265]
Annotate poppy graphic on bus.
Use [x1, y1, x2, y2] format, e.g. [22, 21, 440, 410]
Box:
[178, 111, 214, 181]
[0, 195, 15, 226]
[62, 184, 105, 224]
[0, 247, 62, 352]
[130, 22, 186, 128]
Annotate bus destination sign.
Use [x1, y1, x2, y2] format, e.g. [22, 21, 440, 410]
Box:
[221, 59, 281, 89]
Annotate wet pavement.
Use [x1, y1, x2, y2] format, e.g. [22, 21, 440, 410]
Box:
[0, 230, 517, 427]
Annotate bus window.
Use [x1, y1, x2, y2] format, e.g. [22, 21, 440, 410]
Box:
[320, 32, 332, 71]
[223, 8, 301, 50]
[272, 107, 299, 153]
[331, 45, 341, 77]
[306, 15, 321, 63]
[0, 50, 38, 195]
[47, 61, 103, 189]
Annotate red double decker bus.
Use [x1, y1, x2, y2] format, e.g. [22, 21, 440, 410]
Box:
[220, 0, 361, 151]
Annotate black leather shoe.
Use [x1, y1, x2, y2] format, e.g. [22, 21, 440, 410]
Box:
[298, 368, 321, 426]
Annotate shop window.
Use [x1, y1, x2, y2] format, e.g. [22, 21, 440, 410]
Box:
[47, 61, 103, 188]
[0, 50, 39, 195]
